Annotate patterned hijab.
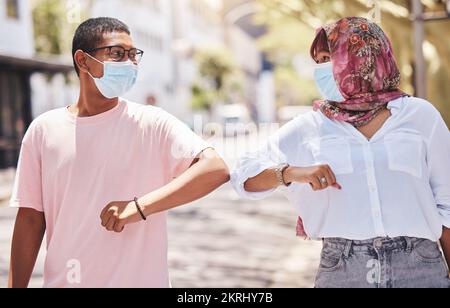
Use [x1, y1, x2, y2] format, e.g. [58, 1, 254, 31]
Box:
[310, 17, 407, 128]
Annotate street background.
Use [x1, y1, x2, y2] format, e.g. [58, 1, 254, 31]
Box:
[0, 0, 449, 288]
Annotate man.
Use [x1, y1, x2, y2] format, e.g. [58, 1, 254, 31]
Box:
[8, 17, 229, 288]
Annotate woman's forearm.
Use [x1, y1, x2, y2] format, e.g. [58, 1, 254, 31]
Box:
[244, 168, 280, 193]
[244, 165, 341, 193]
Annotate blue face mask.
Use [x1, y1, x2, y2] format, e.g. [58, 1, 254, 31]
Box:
[314, 62, 345, 102]
[86, 53, 138, 99]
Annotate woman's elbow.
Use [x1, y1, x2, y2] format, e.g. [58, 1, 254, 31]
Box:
[244, 178, 258, 193]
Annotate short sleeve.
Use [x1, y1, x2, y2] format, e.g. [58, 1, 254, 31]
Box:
[9, 122, 44, 212]
[156, 110, 211, 181]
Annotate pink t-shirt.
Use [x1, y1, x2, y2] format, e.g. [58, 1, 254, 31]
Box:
[10, 99, 210, 288]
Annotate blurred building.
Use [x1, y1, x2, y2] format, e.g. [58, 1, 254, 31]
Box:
[0, 0, 34, 57]
[224, 10, 262, 121]
[223, 0, 274, 123]
[171, 0, 265, 122]
[170, 0, 226, 120]
[0, 0, 72, 169]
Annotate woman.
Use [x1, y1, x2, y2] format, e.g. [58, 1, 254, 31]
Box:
[231, 17, 450, 288]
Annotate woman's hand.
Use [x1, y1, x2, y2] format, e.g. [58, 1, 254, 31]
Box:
[284, 165, 342, 191]
[244, 164, 342, 193]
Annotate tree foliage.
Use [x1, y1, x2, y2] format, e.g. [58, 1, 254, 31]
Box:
[191, 48, 240, 111]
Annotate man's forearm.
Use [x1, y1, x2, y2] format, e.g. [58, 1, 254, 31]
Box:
[440, 227, 450, 271]
[140, 154, 229, 216]
[8, 208, 46, 288]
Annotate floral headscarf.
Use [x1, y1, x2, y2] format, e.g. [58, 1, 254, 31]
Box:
[311, 17, 407, 128]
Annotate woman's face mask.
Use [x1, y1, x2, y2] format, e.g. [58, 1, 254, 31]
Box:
[313, 61, 345, 102]
[86, 53, 138, 99]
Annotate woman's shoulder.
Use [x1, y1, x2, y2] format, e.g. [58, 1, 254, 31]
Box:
[274, 110, 322, 143]
[400, 96, 442, 119]
[394, 96, 447, 140]
[286, 109, 321, 128]
[277, 110, 319, 135]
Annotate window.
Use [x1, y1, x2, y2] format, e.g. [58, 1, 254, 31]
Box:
[6, 0, 20, 19]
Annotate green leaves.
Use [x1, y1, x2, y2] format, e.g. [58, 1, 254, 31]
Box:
[191, 48, 241, 111]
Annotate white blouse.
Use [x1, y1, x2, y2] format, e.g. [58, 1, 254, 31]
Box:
[231, 97, 450, 241]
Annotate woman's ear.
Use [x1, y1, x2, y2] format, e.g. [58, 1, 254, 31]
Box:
[74, 50, 89, 74]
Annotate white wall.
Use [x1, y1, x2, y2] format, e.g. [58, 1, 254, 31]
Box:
[0, 0, 34, 57]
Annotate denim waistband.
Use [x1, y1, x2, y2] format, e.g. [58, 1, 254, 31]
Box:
[322, 237, 424, 257]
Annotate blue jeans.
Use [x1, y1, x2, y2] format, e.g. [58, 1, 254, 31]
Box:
[315, 237, 450, 288]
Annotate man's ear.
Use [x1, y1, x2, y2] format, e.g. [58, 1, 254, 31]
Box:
[74, 50, 89, 74]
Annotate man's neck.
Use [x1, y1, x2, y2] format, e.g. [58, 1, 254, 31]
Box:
[70, 91, 119, 117]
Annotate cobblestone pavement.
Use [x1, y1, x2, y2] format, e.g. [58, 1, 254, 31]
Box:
[0, 184, 321, 288]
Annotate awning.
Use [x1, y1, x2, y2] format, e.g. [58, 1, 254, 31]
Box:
[0, 53, 73, 73]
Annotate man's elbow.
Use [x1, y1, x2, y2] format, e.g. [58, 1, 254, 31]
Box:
[207, 157, 230, 184]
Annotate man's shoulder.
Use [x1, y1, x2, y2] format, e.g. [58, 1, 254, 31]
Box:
[20, 107, 67, 146]
[123, 99, 163, 116]
[123, 99, 180, 125]
[29, 107, 67, 130]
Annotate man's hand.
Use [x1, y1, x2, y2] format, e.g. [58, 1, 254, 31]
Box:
[100, 201, 142, 233]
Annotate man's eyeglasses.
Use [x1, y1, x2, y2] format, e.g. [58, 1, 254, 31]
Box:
[86, 45, 144, 64]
